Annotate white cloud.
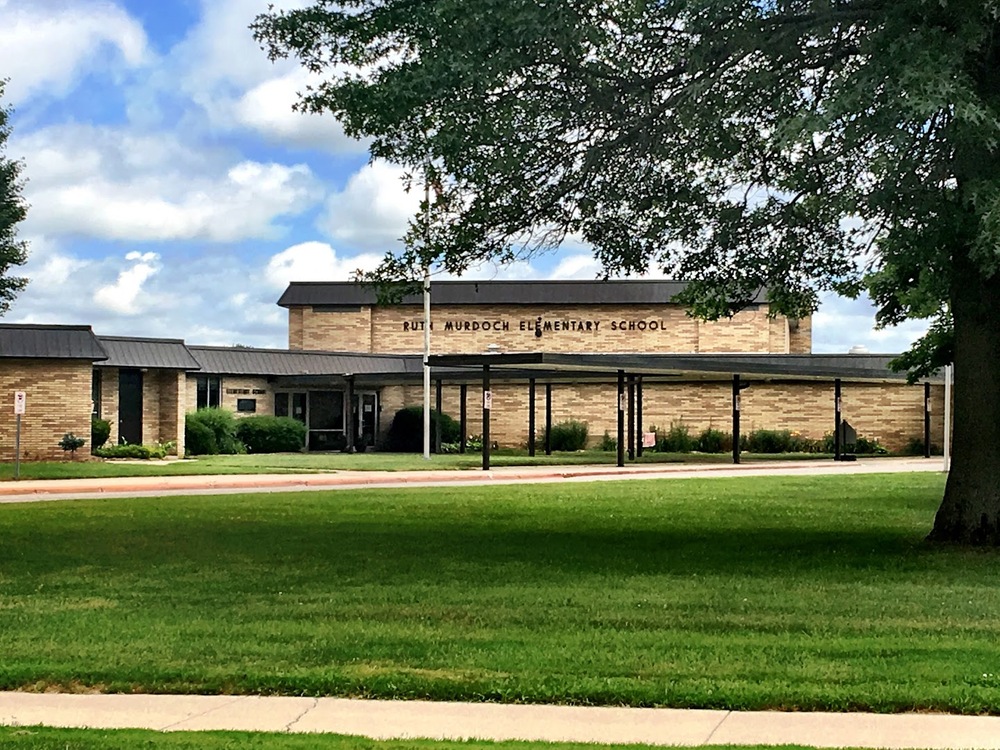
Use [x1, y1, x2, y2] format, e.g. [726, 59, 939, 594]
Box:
[550, 254, 602, 280]
[319, 161, 422, 250]
[265, 241, 384, 289]
[0, 0, 148, 104]
[233, 71, 361, 151]
[16, 124, 324, 242]
[812, 293, 928, 354]
[94, 251, 161, 315]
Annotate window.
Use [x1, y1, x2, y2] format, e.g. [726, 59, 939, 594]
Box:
[308, 391, 344, 430]
[196, 375, 222, 409]
[91, 370, 102, 417]
[236, 398, 257, 413]
[274, 392, 288, 417]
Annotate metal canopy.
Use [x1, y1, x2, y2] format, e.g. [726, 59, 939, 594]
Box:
[427, 352, 940, 384]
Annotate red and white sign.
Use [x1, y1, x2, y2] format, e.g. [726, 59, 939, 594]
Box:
[13, 391, 26, 415]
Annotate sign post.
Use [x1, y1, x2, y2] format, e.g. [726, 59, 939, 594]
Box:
[13, 391, 26, 480]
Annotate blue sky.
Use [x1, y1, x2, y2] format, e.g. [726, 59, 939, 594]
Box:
[0, 0, 930, 352]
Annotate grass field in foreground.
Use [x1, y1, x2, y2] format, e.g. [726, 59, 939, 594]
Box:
[0, 449, 838, 481]
[0, 727, 815, 750]
[4, 472, 999, 714]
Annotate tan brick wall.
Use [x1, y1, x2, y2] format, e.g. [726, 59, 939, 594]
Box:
[157, 371, 185, 455]
[289, 308, 304, 349]
[789, 316, 812, 354]
[220, 377, 273, 417]
[294, 303, 796, 356]
[0, 359, 94, 461]
[294, 306, 373, 352]
[385, 378, 945, 453]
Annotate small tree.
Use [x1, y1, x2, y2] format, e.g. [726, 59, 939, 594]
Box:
[59, 433, 86, 456]
[0, 80, 28, 314]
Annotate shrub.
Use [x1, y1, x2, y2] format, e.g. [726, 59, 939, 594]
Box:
[696, 427, 727, 453]
[746, 429, 795, 454]
[185, 418, 217, 456]
[656, 422, 695, 453]
[95, 444, 152, 459]
[547, 420, 589, 451]
[235, 415, 306, 454]
[59, 433, 86, 454]
[91, 418, 111, 449]
[599, 430, 617, 452]
[385, 406, 461, 452]
[186, 408, 244, 455]
[820, 431, 889, 455]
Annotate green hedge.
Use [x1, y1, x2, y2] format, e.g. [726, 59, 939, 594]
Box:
[185, 408, 244, 456]
[235, 415, 306, 453]
[547, 420, 588, 451]
[91, 418, 111, 449]
[385, 407, 460, 452]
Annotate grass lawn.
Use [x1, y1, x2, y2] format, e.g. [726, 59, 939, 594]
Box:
[0, 449, 840, 481]
[4, 472, 998, 714]
[0, 728, 817, 750]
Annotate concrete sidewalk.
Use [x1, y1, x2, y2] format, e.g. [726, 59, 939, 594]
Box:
[1, 692, 997, 748]
[0, 456, 943, 503]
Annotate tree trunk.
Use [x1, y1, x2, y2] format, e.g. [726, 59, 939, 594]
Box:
[928, 252, 1000, 544]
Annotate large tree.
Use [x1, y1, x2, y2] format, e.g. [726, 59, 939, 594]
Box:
[0, 80, 28, 315]
[254, 1, 1000, 544]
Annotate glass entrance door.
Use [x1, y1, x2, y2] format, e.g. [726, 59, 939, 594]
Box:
[355, 392, 379, 451]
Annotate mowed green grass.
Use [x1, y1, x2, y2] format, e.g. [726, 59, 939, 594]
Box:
[0, 728, 817, 750]
[3, 472, 999, 713]
[0, 449, 832, 481]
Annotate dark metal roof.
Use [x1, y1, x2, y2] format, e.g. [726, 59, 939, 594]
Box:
[278, 280, 710, 308]
[0, 324, 107, 361]
[427, 352, 940, 384]
[96, 336, 201, 370]
[188, 346, 423, 377]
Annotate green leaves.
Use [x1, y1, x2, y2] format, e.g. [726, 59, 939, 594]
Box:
[0, 79, 28, 316]
[255, 1, 1000, 366]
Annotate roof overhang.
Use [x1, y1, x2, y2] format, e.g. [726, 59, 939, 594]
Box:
[427, 352, 940, 385]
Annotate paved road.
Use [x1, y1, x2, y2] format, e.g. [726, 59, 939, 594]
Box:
[0, 456, 944, 503]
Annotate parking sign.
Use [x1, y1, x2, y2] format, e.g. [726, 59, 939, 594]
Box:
[13, 391, 25, 415]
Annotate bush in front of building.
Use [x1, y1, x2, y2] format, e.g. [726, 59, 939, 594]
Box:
[385, 406, 460, 452]
[546, 420, 589, 451]
[185, 408, 245, 456]
[59, 433, 86, 455]
[94, 442, 174, 460]
[695, 427, 727, 453]
[235, 415, 306, 453]
[91, 418, 111, 449]
[653, 422, 696, 453]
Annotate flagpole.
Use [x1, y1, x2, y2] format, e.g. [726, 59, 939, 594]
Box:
[422, 171, 432, 460]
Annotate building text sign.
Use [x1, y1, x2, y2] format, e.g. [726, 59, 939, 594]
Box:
[13, 391, 25, 415]
[402, 316, 669, 334]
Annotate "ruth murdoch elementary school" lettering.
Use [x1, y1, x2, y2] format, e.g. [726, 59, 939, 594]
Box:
[401, 317, 669, 334]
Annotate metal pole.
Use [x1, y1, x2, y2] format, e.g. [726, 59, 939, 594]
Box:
[459, 384, 467, 454]
[422, 266, 431, 460]
[617, 370, 625, 468]
[732, 374, 741, 465]
[434, 379, 443, 453]
[924, 381, 931, 459]
[636, 376, 644, 458]
[627, 376, 635, 461]
[834, 378, 842, 461]
[528, 378, 536, 457]
[482, 364, 491, 471]
[545, 383, 552, 456]
[944, 364, 952, 473]
[344, 375, 356, 453]
[14, 414, 20, 481]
